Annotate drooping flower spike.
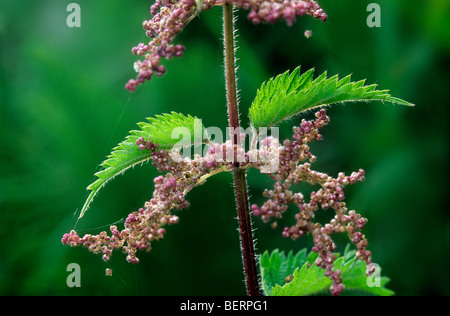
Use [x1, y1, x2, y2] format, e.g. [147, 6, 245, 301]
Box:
[62, 109, 372, 296]
[126, 0, 327, 91]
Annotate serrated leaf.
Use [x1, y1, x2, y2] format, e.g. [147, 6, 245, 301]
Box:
[260, 247, 395, 296]
[141, 112, 208, 150]
[271, 255, 331, 296]
[78, 112, 208, 219]
[259, 249, 308, 295]
[337, 257, 395, 296]
[249, 66, 414, 129]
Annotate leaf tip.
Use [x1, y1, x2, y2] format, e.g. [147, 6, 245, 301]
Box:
[386, 96, 414, 107]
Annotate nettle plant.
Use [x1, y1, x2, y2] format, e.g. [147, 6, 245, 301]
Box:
[62, 0, 413, 296]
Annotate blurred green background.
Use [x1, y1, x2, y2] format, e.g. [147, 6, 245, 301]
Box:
[0, 0, 448, 296]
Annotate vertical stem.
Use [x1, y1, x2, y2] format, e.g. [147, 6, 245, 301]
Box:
[223, 3, 260, 296]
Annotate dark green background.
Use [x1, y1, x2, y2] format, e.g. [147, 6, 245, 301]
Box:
[0, 0, 448, 295]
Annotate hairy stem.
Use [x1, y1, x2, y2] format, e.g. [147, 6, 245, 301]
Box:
[223, 3, 260, 296]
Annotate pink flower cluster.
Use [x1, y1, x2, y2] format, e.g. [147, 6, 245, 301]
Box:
[250, 110, 372, 296]
[62, 138, 229, 264]
[62, 109, 372, 297]
[126, 0, 327, 91]
[125, 0, 196, 92]
[60, 123, 293, 266]
[244, 0, 327, 26]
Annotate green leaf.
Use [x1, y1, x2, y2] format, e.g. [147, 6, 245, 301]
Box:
[270, 252, 330, 296]
[259, 249, 308, 295]
[260, 247, 395, 296]
[335, 247, 395, 296]
[78, 112, 208, 219]
[140, 112, 208, 150]
[249, 66, 414, 129]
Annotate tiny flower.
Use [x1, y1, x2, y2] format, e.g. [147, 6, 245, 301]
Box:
[127, 0, 327, 91]
[62, 108, 367, 297]
[250, 109, 372, 295]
